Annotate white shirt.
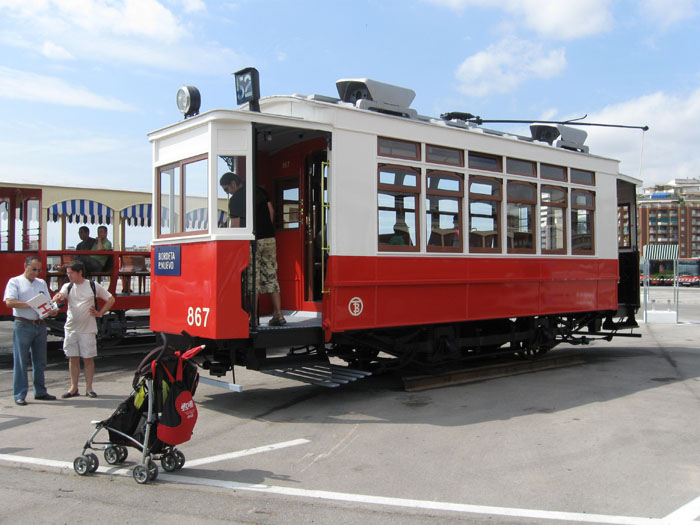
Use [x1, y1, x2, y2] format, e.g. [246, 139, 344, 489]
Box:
[3, 274, 50, 320]
[58, 280, 113, 334]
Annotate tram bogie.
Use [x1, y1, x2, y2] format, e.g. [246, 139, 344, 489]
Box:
[148, 74, 639, 388]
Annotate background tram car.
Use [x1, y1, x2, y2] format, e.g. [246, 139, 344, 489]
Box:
[0, 183, 153, 342]
[149, 75, 640, 387]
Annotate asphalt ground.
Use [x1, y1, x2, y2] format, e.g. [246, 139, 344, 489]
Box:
[2, 320, 700, 524]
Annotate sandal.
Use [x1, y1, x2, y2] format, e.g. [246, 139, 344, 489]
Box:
[269, 315, 287, 326]
[87, 391, 98, 398]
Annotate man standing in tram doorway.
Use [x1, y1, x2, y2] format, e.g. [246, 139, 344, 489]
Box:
[3, 256, 58, 405]
[219, 171, 286, 326]
[53, 260, 115, 398]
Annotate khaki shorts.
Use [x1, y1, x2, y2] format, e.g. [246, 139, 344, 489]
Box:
[247, 237, 281, 295]
[63, 332, 98, 359]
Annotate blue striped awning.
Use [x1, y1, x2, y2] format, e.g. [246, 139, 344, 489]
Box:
[185, 208, 228, 230]
[642, 243, 679, 261]
[121, 204, 152, 227]
[47, 200, 112, 225]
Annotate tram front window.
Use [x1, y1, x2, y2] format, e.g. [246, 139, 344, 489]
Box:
[157, 154, 208, 237]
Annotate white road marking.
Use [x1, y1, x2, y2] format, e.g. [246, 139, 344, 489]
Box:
[662, 495, 700, 523]
[0, 452, 697, 524]
[185, 438, 310, 467]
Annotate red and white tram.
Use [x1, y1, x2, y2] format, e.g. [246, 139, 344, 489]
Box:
[149, 73, 640, 387]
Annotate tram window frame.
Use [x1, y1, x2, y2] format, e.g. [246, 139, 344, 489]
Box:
[540, 185, 567, 255]
[540, 163, 567, 182]
[377, 164, 421, 252]
[570, 168, 595, 186]
[275, 177, 300, 230]
[218, 155, 247, 229]
[426, 144, 464, 167]
[377, 137, 421, 161]
[571, 189, 595, 254]
[468, 152, 502, 173]
[506, 181, 536, 254]
[157, 153, 208, 239]
[506, 157, 536, 177]
[183, 157, 209, 234]
[468, 176, 501, 253]
[426, 170, 463, 253]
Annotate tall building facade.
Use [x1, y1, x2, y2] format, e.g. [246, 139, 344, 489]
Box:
[638, 178, 700, 258]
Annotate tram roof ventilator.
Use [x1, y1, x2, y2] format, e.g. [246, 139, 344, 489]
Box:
[335, 78, 419, 119]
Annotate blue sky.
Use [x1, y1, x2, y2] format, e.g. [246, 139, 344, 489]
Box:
[1, 0, 699, 195]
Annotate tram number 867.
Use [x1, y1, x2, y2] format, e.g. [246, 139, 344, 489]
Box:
[186, 306, 210, 327]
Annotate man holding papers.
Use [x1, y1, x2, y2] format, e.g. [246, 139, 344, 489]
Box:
[3, 256, 57, 406]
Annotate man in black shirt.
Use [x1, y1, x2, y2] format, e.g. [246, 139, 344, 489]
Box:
[76, 226, 95, 251]
[220, 172, 286, 325]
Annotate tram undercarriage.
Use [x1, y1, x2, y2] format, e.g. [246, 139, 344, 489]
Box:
[191, 309, 639, 388]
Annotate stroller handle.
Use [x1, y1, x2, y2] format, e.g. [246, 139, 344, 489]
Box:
[181, 344, 206, 360]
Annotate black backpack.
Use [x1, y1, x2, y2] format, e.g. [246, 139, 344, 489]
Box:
[66, 280, 98, 310]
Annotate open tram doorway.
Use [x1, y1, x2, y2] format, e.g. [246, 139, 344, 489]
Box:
[252, 123, 330, 314]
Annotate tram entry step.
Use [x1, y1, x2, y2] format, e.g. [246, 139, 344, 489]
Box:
[259, 363, 372, 388]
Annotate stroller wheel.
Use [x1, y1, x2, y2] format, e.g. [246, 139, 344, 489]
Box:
[86, 453, 99, 473]
[117, 446, 128, 463]
[104, 446, 120, 465]
[161, 453, 178, 472]
[147, 459, 159, 481]
[132, 464, 150, 484]
[173, 449, 185, 470]
[73, 455, 90, 476]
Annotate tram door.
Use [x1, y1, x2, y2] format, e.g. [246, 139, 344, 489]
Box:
[303, 150, 328, 303]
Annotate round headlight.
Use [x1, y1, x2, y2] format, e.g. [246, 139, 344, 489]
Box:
[176, 86, 201, 118]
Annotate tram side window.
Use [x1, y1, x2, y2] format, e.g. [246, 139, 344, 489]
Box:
[541, 186, 567, 254]
[159, 165, 181, 236]
[378, 137, 420, 161]
[0, 200, 7, 250]
[426, 171, 463, 252]
[469, 177, 501, 253]
[507, 182, 536, 253]
[218, 156, 246, 229]
[468, 152, 502, 172]
[571, 189, 595, 254]
[378, 165, 420, 252]
[617, 204, 631, 249]
[275, 178, 300, 229]
[541, 163, 567, 182]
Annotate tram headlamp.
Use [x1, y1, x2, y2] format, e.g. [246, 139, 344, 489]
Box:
[176, 85, 201, 119]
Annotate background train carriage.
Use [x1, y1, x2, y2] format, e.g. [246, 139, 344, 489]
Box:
[149, 75, 641, 387]
[0, 183, 153, 341]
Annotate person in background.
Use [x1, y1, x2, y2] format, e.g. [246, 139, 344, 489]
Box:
[220, 172, 286, 326]
[76, 226, 95, 251]
[3, 256, 57, 405]
[53, 260, 115, 399]
[90, 225, 112, 271]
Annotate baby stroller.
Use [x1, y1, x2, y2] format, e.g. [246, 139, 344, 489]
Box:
[72, 344, 205, 484]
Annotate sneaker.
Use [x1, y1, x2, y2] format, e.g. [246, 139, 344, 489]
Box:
[269, 315, 287, 326]
[35, 394, 56, 401]
[14, 398, 27, 406]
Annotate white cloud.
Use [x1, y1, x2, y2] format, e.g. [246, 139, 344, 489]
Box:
[638, 0, 698, 31]
[455, 37, 566, 97]
[179, 0, 206, 13]
[41, 41, 74, 60]
[0, 0, 246, 74]
[0, 67, 134, 110]
[584, 88, 700, 186]
[425, 0, 614, 40]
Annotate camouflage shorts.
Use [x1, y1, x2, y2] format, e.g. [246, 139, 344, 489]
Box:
[246, 237, 280, 294]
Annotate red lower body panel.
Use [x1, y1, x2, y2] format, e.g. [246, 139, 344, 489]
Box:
[322, 256, 618, 336]
[150, 241, 250, 340]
